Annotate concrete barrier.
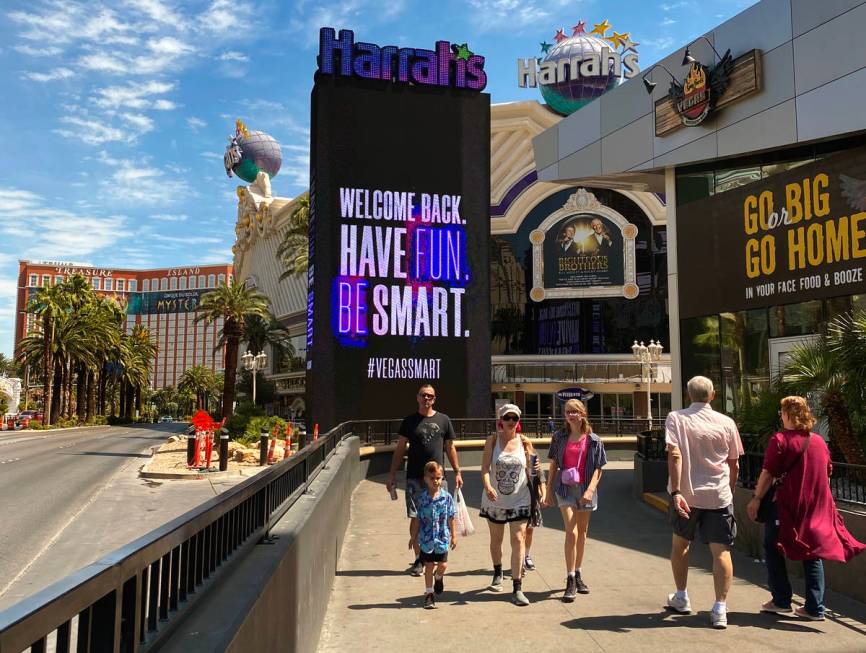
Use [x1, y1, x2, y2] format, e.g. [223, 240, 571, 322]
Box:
[161, 436, 361, 653]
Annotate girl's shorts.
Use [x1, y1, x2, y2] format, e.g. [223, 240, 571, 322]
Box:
[556, 484, 596, 511]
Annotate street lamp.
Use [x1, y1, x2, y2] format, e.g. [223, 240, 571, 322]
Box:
[242, 350, 268, 405]
[631, 340, 664, 430]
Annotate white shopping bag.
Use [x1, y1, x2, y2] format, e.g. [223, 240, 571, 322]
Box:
[454, 488, 475, 537]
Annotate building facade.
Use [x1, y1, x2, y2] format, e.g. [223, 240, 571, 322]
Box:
[15, 261, 233, 389]
[532, 0, 866, 419]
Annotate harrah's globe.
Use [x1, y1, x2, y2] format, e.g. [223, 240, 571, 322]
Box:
[541, 35, 618, 115]
[233, 131, 282, 184]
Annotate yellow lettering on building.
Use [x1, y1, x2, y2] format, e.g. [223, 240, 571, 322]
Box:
[825, 216, 849, 263]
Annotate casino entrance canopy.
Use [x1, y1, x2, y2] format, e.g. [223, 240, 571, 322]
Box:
[531, 0, 866, 409]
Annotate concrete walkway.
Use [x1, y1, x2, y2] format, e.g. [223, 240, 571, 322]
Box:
[319, 461, 866, 652]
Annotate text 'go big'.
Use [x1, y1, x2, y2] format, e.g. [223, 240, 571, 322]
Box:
[317, 27, 488, 91]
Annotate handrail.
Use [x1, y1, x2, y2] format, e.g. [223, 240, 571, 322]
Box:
[0, 422, 353, 653]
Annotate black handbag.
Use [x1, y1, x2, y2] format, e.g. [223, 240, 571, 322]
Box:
[755, 433, 811, 524]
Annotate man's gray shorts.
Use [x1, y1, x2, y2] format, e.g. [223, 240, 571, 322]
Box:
[405, 477, 449, 518]
[668, 502, 736, 546]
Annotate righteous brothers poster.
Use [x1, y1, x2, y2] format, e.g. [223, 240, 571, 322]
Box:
[529, 189, 639, 302]
[678, 145, 866, 319]
[307, 28, 491, 427]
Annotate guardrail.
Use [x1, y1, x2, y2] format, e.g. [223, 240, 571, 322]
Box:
[354, 417, 666, 444]
[0, 423, 352, 653]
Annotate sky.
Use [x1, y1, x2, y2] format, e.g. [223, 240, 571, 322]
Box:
[0, 0, 760, 356]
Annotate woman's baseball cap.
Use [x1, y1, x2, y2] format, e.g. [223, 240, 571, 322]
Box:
[497, 403, 521, 419]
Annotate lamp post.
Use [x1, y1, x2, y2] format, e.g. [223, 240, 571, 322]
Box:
[632, 340, 664, 430]
[241, 350, 268, 405]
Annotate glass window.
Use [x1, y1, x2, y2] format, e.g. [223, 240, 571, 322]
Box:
[539, 393, 553, 420]
[55, 275, 63, 285]
[198, 275, 206, 288]
[207, 274, 216, 288]
[151, 277, 158, 290]
[769, 301, 822, 338]
[129, 279, 137, 292]
[169, 277, 178, 290]
[188, 276, 196, 289]
[116, 279, 125, 292]
[28, 274, 37, 286]
[714, 167, 761, 194]
[524, 393, 539, 418]
[142, 279, 150, 292]
[160, 278, 168, 290]
[92, 277, 101, 290]
[179, 277, 187, 290]
[680, 315, 723, 411]
[104, 278, 113, 291]
[676, 171, 714, 205]
[42, 275, 51, 286]
[720, 309, 770, 416]
[218, 273, 225, 285]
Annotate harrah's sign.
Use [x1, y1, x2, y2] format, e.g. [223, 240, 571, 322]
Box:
[318, 27, 487, 91]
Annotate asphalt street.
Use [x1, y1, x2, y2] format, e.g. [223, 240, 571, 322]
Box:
[0, 423, 246, 610]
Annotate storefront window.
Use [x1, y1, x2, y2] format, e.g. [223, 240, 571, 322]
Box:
[769, 301, 822, 338]
[714, 167, 761, 194]
[680, 315, 723, 410]
[720, 309, 770, 416]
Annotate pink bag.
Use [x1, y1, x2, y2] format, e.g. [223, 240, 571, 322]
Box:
[561, 467, 581, 486]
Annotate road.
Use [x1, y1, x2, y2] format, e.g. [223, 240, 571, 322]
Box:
[0, 423, 249, 610]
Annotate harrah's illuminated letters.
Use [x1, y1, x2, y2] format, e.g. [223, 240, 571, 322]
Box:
[318, 27, 488, 91]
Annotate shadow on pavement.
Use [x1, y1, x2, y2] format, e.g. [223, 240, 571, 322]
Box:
[562, 610, 822, 633]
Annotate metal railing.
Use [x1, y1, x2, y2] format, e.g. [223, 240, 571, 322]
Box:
[355, 416, 666, 445]
[738, 451, 866, 507]
[491, 361, 671, 384]
[0, 423, 352, 653]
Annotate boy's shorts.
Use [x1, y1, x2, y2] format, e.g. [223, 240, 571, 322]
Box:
[419, 550, 448, 563]
[668, 502, 736, 546]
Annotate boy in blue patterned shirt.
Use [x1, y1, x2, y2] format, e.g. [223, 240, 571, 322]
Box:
[409, 461, 457, 609]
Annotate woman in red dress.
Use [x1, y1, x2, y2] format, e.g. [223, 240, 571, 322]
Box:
[747, 396, 865, 620]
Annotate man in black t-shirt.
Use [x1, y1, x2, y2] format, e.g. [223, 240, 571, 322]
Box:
[387, 383, 463, 576]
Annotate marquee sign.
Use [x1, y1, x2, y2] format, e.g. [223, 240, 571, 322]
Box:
[318, 27, 487, 91]
[678, 145, 866, 318]
[529, 189, 638, 301]
[655, 49, 762, 136]
[308, 35, 491, 428]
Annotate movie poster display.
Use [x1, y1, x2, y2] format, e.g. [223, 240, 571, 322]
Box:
[529, 188, 639, 301]
[307, 29, 491, 428]
[678, 146, 866, 319]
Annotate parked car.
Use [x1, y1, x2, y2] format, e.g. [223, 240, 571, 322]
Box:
[16, 410, 43, 427]
[160, 415, 174, 423]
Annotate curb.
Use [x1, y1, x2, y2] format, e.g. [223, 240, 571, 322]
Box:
[643, 492, 668, 513]
[140, 469, 242, 480]
[3, 424, 113, 435]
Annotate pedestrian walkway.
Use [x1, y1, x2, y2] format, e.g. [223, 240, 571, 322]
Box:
[318, 461, 866, 652]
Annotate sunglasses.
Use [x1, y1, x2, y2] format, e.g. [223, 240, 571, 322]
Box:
[501, 415, 519, 422]
[419, 393, 436, 400]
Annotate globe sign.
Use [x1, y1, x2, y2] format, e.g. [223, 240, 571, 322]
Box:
[540, 34, 618, 116]
[225, 123, 282, 183]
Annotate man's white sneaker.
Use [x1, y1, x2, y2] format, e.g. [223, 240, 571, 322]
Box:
[711, 609, 728, 629]
[666, 593, 691, 614]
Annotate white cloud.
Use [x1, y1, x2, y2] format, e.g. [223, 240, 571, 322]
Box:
[218, 51, 249, 62]
[150, 213, 188, 222]
[78, 51, 130, 74]
[121, 112, 155, 133]
[124, 0, 180, 24]
[152, 99, 177, 110]
[14, 44, 63, 57]
[660, 1, 692, 10]
[661, 17, 677, 26]
[187, 117, 207, 131]
[641, 36, 676, 52]
[56, 117, 129, 145]
[150, 234, 224, 245]
[147, 36, 194, 57]
[23, 66, 76, 82]
[464, 0, 571, 32]
[94, 81, 175, 110]
[200, 151, 223, 159]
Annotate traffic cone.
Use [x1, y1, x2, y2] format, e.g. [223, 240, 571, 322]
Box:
[284, 424, 293, 459]
[205, 429, 214, 468]
[267, 435, 277, 464]
[313, 423, 319, 441]
[192, 430, 201, 467]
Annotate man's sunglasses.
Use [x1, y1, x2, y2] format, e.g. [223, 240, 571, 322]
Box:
[501, 415, 519, 422]
[419, 393, 436, 400]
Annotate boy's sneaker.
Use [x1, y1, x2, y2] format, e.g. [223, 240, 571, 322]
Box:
[434, 576, 444, 595]
[575, 572, 589, 594]
[666, 593, 692, 614]
[562, 576, 577, 603]
[512, 590, 530, 606]
[711, 607, 728, 629]
[409, 559, 423, 577]
[524, 554, 536, 571]
[423, 593, 436, 610]
[489, 570, 504, 592]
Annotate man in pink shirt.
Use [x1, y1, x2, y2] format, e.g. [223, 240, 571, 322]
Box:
[664, 376, 743, 629]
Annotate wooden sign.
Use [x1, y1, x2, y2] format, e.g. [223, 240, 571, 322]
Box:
[654, 49, 762, 137]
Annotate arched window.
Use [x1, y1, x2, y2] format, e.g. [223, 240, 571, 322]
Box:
[160, 278, 168, 290]
[218, 273, 225, 285]
[142, 279, 150, 292]
[188, 276, 196, 289]
[198, 275, 206, 288]
[207, 274, 216, 288]
[179, 277, 187, 290]
[169, 277, 178, 290]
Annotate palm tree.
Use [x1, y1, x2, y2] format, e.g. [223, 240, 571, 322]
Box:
[779, 315, 866, 466]
[179, 365, 219, 411]
[238, 313, 295, 365]
[196, 281, 269, 418]
[276, 193, 309, 278]
[26, 284, 68, 425]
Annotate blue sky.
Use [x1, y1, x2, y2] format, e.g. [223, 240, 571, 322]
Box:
[0, 0, 759, 356]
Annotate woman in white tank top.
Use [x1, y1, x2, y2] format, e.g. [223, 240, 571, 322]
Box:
[480, 403, 544, 606]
